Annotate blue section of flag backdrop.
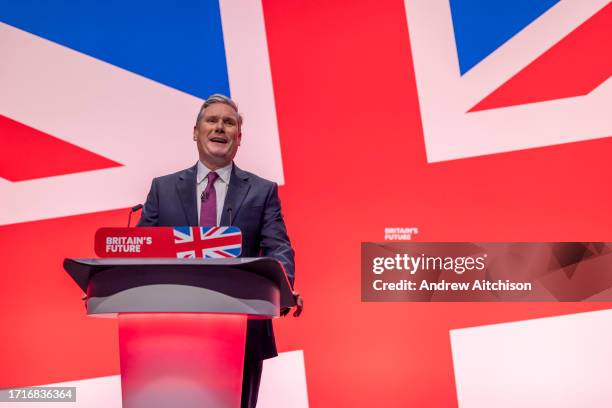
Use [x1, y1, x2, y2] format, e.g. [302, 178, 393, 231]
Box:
[0, 0, 230, 99]
[449, 0, 561, 75]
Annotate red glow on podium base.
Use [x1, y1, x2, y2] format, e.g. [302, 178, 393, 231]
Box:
[118, 313, 247, 408]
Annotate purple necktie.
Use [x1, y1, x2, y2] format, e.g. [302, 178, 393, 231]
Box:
[199, 171, 219, 226]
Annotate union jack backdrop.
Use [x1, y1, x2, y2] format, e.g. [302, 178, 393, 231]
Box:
[1, 0, 611, 407]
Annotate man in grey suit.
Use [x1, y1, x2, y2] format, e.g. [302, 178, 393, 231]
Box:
[137, 94, 301, 408]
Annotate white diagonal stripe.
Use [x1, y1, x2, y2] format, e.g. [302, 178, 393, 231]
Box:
[0, 13, 284, 225]
[451, 310, 612, 407]
[2, 350, 309, 407]
[403, 0, 612, 162]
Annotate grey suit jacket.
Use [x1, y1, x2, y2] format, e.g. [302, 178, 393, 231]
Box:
[138, 163, 295, 359]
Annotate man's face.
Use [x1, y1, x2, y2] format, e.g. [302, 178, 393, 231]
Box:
[193, 102, 242, 169]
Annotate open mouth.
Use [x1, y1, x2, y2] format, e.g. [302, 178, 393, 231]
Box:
[209, 137, 228, 144]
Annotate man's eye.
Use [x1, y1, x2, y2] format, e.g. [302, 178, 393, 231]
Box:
[206, 118, 216, 123]
[224, 119, 236, 125]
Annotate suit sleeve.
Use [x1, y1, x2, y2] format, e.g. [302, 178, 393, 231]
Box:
[260, 183, 295, 286]
[137, 178, 160, 227]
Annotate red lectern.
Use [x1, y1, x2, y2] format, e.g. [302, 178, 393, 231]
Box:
[64, 258, 295, 408]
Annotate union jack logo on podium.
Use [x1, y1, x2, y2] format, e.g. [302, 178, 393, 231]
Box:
[173, 226, 242, 259]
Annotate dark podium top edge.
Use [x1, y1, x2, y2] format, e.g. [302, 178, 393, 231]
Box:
[63, 257, 296, 308]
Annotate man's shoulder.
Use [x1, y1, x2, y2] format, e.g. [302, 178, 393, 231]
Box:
[148, 163, 277, 191]
[234, 166, 276, 190]
[151, 165, 196, 185]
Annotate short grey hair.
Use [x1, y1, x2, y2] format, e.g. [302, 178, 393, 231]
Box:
[195, 93, 243, 127]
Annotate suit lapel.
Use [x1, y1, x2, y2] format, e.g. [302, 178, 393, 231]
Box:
[221, 164, 251, 225]
[176, 164, 199, 226]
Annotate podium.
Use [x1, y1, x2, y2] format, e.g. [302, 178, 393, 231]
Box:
[64, 257, 295, 408]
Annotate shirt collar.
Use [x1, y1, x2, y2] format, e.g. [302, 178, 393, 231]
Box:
[196, 160, 232, 185]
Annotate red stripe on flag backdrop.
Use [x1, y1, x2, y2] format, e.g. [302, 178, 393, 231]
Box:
[471, 3, 612, 111]
[262, 1, 612, 407]
[0, 114, 122, 181]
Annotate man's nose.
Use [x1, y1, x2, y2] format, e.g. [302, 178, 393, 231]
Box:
[214, 120, 224, 131]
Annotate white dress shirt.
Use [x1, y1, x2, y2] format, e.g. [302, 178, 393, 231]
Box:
[196, 160, 232, 225]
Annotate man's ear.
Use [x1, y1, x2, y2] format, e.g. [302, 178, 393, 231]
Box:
[193, 126, 198, 141]
[237, 131, 242, 146]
